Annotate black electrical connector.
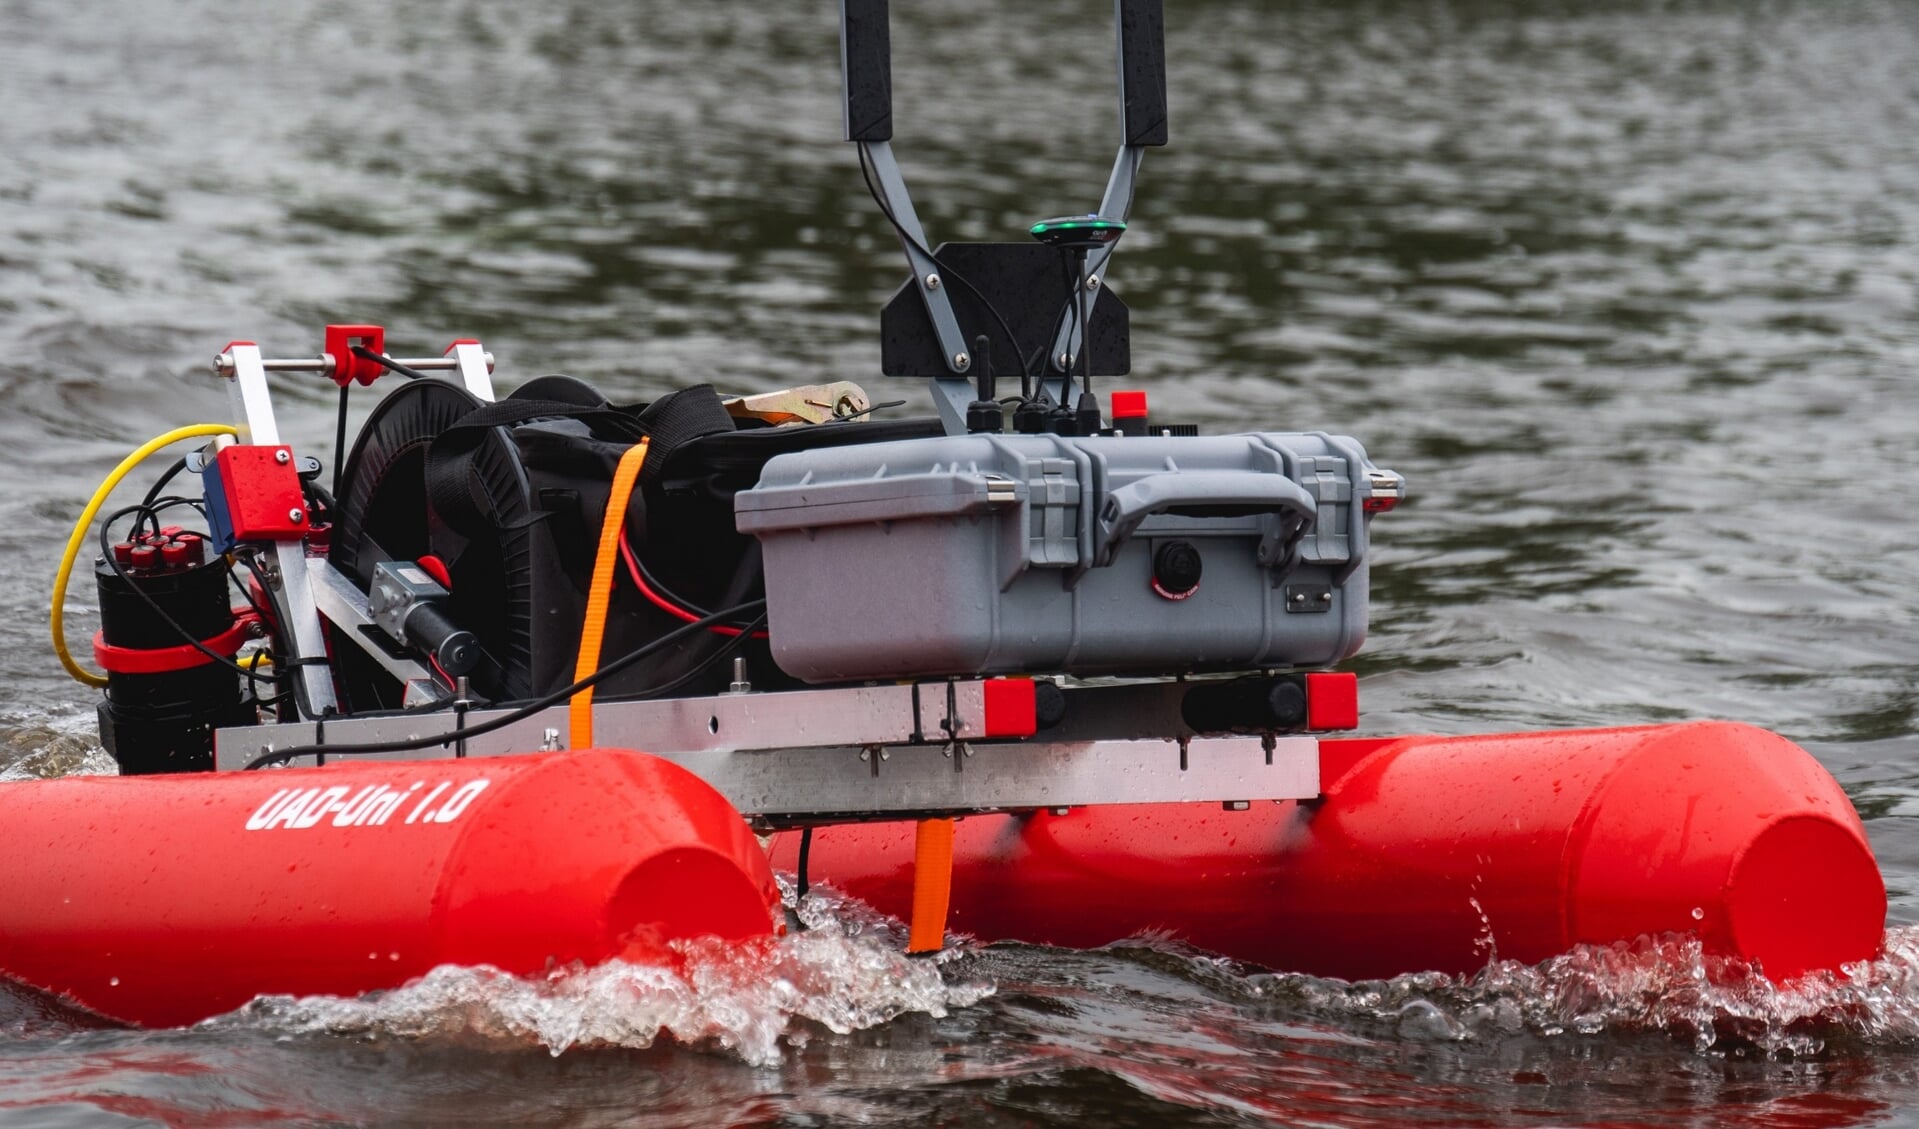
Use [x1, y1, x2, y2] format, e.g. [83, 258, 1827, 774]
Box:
[965, 334, 1003, 434]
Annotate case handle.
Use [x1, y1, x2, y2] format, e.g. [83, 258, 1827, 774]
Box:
[1093, 472, 1316, 567]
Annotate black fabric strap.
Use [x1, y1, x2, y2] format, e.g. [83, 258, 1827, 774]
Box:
[423, 384, 738, 538]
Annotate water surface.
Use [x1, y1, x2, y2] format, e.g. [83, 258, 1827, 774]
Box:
[3, 0, 1919, 1124]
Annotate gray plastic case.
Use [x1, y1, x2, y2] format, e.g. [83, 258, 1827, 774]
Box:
[734, 432, 1402, 683]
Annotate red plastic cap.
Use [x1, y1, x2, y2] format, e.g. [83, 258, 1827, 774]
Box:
[323, 324, 387, 387]
[982, 678, 1038, 738]
[416, 554, 452, 589]
[1305, 672, 1359, 731]
[1110, 390, 1149, 419]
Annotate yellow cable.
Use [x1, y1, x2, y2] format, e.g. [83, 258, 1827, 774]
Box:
[51, 424, 239, 688]
[569, 438, 650, 749]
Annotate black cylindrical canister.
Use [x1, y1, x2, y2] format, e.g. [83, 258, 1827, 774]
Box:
[94, 537, 253, 774]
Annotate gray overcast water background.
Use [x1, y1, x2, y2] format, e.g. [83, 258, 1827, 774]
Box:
[4, 0, 1919, 1125]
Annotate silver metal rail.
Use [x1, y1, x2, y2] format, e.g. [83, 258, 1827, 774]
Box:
[213, 680, 1321, 827]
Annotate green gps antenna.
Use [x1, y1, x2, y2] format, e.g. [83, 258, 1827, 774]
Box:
[1029, 215, 1127, 249]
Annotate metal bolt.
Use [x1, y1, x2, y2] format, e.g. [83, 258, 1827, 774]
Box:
[212, 353, 235, 377]
[1085, 274, 1101, 291]
[1057, 351, 1072, 369]
[953, 352, 970, 371]
[1223, 800, 1251, 812]
[288, 508, 304, 524]
[273, 449, 290, 465]
[924, 272, 941, 291]
[542, 727, 561, 751]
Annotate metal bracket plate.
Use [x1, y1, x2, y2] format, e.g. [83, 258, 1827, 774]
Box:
[213, 681, 1321, 826]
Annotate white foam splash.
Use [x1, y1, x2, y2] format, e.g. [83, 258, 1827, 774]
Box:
[1259, 925, 1919, 1058]
[0, 706, 117, 781]
[210, 880, 992, 1067]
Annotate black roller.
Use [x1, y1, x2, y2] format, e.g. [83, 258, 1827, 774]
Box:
[1180, 674, 1308, 734]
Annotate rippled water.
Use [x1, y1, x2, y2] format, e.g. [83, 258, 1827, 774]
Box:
[4, 0, 1919, 1124]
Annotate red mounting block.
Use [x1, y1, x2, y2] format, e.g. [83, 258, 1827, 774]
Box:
[1304, 671, 1359, 731]
[214, 445, 308, 541]
[323, 324, 386, 387]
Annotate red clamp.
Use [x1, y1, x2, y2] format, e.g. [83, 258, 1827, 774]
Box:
[324, 324, 386, 387]
[94, 613, 260, 676]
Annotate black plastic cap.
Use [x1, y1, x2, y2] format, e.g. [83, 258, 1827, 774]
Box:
[966, 400, 1004, 434]
[1034, 680, 1067, 729]
[436, 631, 480, 677]
[1152, 540, 1202, 596]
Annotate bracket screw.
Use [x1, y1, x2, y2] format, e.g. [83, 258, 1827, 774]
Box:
[924, 273, 941, 290]
[288, 508, 304, 524]
[274, 449, 290, 464]
[1085, 274, 1100, 291]
[953, 352, 970, 371]
[1057, 351, 1072, 369]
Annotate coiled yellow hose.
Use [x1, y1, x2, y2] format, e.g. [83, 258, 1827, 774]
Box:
[51, 424, 239, 688]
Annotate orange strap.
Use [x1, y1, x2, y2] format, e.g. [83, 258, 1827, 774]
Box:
[907, 817, 956, 954]
[570, 438, 650, 749]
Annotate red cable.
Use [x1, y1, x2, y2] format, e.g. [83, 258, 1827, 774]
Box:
[619, 535, 768, 639]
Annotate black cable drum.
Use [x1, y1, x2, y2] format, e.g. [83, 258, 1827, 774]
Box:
[327, 378, 485, 711]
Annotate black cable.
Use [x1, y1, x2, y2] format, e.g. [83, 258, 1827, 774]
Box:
[304, 477, 335, 520]
[857, 143, 1038, 396]
[244, 598, 767, 768]
[349, 344, 426, 380]
[625, 532, 761, 629]
[98, 504, 279, 689]
[796, 826, 813, 902]
[138, 458, 188, 514]
[624, 611, 766, 702]
[333, 385, 349, 498]
[134, 495, 207, 538]
[227, 551, 293, 702]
